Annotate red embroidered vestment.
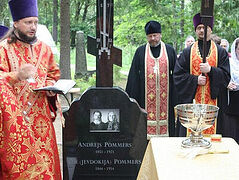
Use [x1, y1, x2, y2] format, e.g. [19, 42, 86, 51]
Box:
[0, 39, 61, 179]
[189, 40, 218, 136]
[145, 42, 169, 138]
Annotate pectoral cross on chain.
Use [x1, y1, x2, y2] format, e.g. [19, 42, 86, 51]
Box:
[153, 65, 158, 74]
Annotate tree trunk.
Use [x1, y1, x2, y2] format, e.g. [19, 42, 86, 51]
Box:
[60, 0, 71, 79]
[82, 0, 90, 21]
[71, 1, 82, 47]
[52, 0, 58, 43]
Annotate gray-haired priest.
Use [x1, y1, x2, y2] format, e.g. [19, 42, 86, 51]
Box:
[126, 20, 178, 139]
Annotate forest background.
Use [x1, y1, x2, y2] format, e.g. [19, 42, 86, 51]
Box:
[0, 0, 238, 92]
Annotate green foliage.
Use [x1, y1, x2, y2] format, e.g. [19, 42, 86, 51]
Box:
[0, 0, 10, 23]
[38, 1, 54, 32]
[2, 0, 239, 79]
[114, 0, 239, 53]
[74, 68, 128, 92]
[114, 0, 200, 53]
[70, 1, 96, 47]
[75, 73, 96, 93]
[1, 0, 239, 50]
[120, 45, 136, 72]
[114, 0, 156, 46]
[113, 65, 121, 82]
[213, 0, 239, 45]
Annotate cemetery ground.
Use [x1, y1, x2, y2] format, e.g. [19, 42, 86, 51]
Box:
[53, 105, 63, 176]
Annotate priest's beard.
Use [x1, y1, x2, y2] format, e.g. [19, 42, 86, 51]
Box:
[16, 29, 37, 44]
[150, 41, 160, 47]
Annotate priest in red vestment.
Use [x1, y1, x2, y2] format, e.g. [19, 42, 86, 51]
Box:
[0, 0, 61, 179]
[173, 13, 230, 137]
[126, 21, 178, 139]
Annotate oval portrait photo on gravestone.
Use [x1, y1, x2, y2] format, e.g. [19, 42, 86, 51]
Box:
[90, 109, 120, 132]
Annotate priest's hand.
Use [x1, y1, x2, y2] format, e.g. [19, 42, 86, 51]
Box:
[17, 64, 36, 81]
[198, 74, 206, 86]
[200, 62, 211, 74]
[227, 82, 238, 90]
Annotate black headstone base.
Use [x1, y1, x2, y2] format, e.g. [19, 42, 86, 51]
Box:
[63, 87, 147, 180]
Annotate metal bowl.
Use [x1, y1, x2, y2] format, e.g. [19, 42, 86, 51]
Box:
[175, 104, 219, 148]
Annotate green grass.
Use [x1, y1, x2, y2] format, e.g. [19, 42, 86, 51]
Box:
[56, 45, 137, 93]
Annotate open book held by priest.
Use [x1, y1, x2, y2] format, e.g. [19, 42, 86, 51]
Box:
[34, 79, 76, 94]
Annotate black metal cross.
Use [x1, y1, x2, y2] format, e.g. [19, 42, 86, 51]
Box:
[87, 0, 122, 87]
[201, 0, 214, 63]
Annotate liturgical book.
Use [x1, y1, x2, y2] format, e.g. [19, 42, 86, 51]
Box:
[34, 79, 76, 95]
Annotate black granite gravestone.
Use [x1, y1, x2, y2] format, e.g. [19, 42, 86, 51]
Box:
[63, 87, 147, 180]
[63, 1, 147, 179]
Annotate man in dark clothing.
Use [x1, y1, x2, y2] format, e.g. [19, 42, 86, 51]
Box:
[90, 110, 107, 131]
[126, 20, 178, 139]
[173, 13, 230, 136]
